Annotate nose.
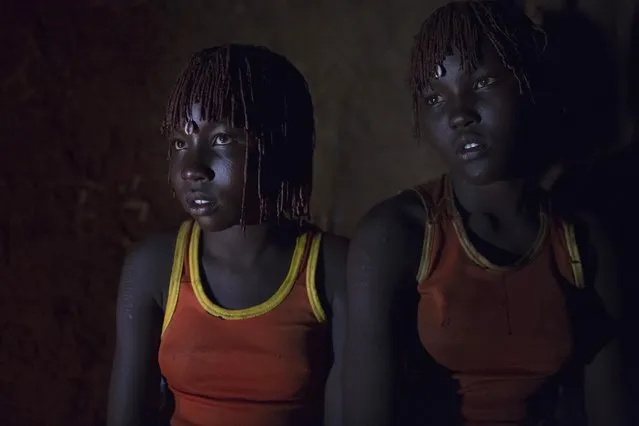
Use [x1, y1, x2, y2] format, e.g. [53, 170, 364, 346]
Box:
[448, 101, 480, 130]
[181, 156, 214, 182]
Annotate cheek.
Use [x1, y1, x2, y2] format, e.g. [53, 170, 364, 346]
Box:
[481, 98, 515, 125]
[479, 88, 525, 132]
[211, 159, 242, 186]
[168, 158, 181, 187]
[420, 108, 450, 139]
[212, 158, 242, 188]
[421, 112, 455, 157]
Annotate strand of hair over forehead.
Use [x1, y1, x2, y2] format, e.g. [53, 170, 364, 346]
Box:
[161, 45, 314, 226]
[410, 0, 546, 136]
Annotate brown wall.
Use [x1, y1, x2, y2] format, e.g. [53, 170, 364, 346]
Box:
[0, 1, 635, 425]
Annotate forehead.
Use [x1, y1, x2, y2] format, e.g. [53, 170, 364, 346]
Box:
[188, 102, 207, 124]
[435, 39, 507, 79]
[175, 102, 260, 144]
[180, 101, 249, 130]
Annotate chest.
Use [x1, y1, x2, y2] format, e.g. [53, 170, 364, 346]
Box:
[198, 252, 293, 310]
[159, 294, 331, 401]
[417, 255, 572, 373]
[463, 213, 541, 259]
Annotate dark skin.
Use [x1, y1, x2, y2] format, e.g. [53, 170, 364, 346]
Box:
[344, 41, 625, 426]
[107, 103, 347, 426]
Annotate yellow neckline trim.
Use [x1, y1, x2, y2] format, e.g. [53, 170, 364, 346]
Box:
[446, 179, 549, 272]
[189, 222, 308, 320]
[306, 233, 327, 323]
[161, 221, 192, 337]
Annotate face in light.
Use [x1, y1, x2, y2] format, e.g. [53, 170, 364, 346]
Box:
[168, 103, 261, 232]
[417, 39, 532, 185]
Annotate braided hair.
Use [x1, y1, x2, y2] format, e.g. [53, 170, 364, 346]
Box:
[410, 0, 547, 137]
[161, 44, 314, 224]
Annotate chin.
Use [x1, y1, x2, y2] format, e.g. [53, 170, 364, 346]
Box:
[458, 168, 499, 186]
[192, 215, 237, 233]
[457, 159, 515, 186]
[194, 214, 265, 233]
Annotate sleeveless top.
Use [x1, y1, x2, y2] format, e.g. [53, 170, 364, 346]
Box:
[411, 176, 588, 426]
[158, 221, 331, 426]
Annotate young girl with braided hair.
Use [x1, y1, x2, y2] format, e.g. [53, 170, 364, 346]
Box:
[344, 2, 626, 424]
[108, 44, 346, 426]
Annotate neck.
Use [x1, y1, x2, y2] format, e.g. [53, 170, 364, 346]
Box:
[200, 221, 296, 267]
[450, 175, 539, 217]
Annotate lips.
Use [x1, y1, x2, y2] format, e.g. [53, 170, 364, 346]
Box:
[184, 192, 219, 216]
[455, 134, 489, 161]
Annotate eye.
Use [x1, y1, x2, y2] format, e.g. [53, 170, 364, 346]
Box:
[424, 94, 443, 106]
[212, 133, 235, 146]
[474, 76, 496, 89]
[171, 139, 187, 150]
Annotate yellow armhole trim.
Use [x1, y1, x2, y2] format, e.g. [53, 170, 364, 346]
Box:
[189, 223, 308, 320]
[412, 188, 434, 282]
[161, 221, 192, 336]
[417, 222, 434, 282]
[562, 221, 585, 289]
[306, 233, 327, 323]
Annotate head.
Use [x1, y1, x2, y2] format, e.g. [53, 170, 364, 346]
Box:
[410, 0, 549, 185]
[161, 44, 314, 232]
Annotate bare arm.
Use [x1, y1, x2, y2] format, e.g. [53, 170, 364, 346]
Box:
[343, 194, 425, 426]
[107, 234, 175, 426]
[577, 215, 629, 426]
[321, 235, 349, 426]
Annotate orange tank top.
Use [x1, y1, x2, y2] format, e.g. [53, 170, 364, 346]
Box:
[158, 221, 331, 426]
[413, 176, 585, 426]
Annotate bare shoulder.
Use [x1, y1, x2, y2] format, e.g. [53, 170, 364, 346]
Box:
[109, 229, 180, 426]
[359, 189, 427, 235]
[342, 189, 429, 313]
[571, 213, 629, 424]
[561, 210, 619, 366]
[317, 232, 349, 305]
[572, 212, 620, 314]
[119, 228, 182, 311]
[351, 190, 427, 267]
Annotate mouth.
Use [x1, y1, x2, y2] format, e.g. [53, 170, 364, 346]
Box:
[184, 192, 219, 216]
[455, 135, 489, 161]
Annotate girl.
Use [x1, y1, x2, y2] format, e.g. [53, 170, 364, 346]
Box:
[344, 2, 625, 425]
[107, 44, 346, 426]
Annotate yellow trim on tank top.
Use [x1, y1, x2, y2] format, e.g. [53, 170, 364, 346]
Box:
[189, 222, 308, 320]
[161, 220, 192, 337]
[411, 186, 435, 282]
[445, 178, 549, 272]
[561, 221, 585, 289]
[416, 221, 434, 283]
[453, 212, 549, 272]
[306, 233, 327, 323]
